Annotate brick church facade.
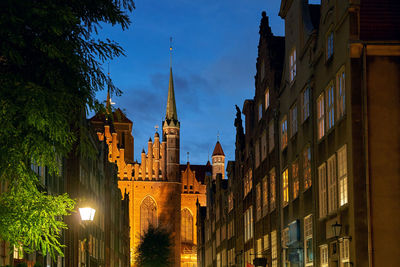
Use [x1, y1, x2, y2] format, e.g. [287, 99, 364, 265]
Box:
[91, 66, 225, 267]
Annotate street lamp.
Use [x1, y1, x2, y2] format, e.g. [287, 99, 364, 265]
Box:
[331, 221, 342, 239]
[79, 206, 96, 267]
[79, 207, 96, 221]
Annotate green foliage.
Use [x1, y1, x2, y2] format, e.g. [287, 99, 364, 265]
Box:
[135, 225, 173, 267]
[0, 0, 134, 259]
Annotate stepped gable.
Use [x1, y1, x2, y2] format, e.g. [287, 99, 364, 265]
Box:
[179, 164, 211, 184]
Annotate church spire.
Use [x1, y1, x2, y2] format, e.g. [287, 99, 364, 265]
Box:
[165, 38, 178, 121]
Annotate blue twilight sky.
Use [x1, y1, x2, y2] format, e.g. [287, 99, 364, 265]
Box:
[95, 0, 284, 165]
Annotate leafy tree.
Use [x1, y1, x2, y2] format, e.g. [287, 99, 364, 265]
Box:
[136, 225, 173, 267]
[0, 0, 134, 258]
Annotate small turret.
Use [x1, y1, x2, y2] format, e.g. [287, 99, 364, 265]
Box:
[212, 141, 225, 179]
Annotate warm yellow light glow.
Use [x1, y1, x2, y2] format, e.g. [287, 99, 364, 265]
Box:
[79, 207, 96, 221]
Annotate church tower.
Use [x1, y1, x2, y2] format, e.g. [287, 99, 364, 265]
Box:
[212, 141, 225, 179]
[162, 67, 180, 182]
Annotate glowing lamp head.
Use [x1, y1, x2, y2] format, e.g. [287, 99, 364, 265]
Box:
[79, 207, 96, 221]
[332, 221, 342, 239]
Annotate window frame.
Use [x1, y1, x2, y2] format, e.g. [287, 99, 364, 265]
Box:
[318, 163, 327, 218]
[326, 29, 334, 60]
[336, 66, 346, 119]
[290, 103, 298, 137]
[281, 115, 288, 150]
[265, 88, 270, 110]
[292, 160, 299, 199]
[282, 168, 289, 206]
[304, 214, 313, 266]
[338, 145, 348, 206]
[317, 92, 325, 139]
[303, 146, 312, 190]
[302, 87, 310, 122]
[289, 47, 297, 82]
[326, 81, 335, 130]
[327, 154, 338, 213]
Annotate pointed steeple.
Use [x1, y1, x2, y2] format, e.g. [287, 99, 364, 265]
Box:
[165, 67, 178, 121]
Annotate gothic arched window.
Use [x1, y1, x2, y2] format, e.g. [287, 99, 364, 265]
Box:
[181, 208, 193, 243]
[140, 196, 157, 235]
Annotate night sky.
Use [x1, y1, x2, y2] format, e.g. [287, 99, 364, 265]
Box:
[95, 0, 285, 165]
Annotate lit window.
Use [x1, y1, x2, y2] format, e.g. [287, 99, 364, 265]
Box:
[338, 145, 348, 206]
[13, 245, 23, 260]
[290, 104, 298, 137]
[340, 238, 350, 267]
[320, 244, 329, 267]
[326, 31, 334, 60]
[302, 87, 310, 122]
[317, 93, 325, 139]
[256, 183, 261, 221]
[289, 48, 296, 82]
[262, 176, 269, 216]
[244, 206, 254, 242]
[271, 230, 277, 267]
[337, 67, 346, 118]
[265, 88, 270, 110]
[304, 215, 313, 266]
[257, 238, 263, 254]
[269, 120, 275, 153]
[282, 227, 289, 248]
[258, 103, 263, 121]
[243, 169, 253, 198]
[327, 83, 335, 130]
[181, 208, 193, 243]
[318, 163, 327, 218]
[303, 146, 312, 190]
[270, 168, 276, 210]
[292, 161, 299, 199]
[282, 169, 289, 206]
[281, 116, 288, 150]
[328, 155, 337, 213]
[263, 234, 269, 251]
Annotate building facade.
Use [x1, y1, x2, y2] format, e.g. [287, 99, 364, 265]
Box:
[197, 1, 400, 266]
[91, 66, 225, 267]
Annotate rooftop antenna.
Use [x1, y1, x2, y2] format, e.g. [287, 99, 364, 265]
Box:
[169, 37, 173, 68]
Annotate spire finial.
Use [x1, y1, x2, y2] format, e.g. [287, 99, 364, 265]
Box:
[187, 152, 190, 163]
[155, 125, 159, 132]
[165, 39, 178, 122]
[217, 131, 220, 142]
[169, 37, 173, 69]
